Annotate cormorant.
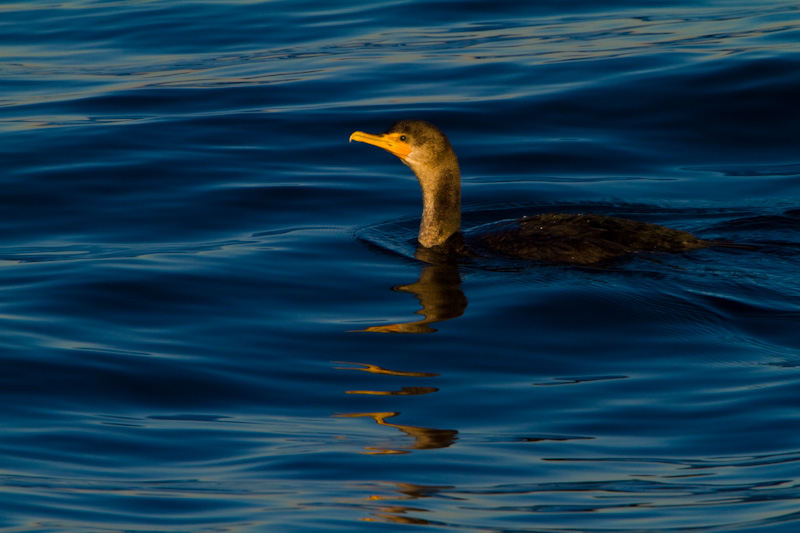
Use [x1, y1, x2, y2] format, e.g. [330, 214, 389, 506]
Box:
[350, 119, 711, 265]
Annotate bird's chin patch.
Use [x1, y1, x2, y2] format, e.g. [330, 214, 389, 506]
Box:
[403, 153, 423, 168]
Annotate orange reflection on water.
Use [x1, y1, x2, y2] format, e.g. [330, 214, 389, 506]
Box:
[344, 386, 438, 396]
[354, 482, 453, 525]
[334, 412, 458, 453]
[334, 361, 439, 377]
[351, 247, 467, 333]
[334, 360, 452, 452]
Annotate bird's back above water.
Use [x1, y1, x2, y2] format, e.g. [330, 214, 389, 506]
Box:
[466, 213, 707, 264]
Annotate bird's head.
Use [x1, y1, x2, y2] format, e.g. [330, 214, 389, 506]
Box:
[349, 119, 457, 174]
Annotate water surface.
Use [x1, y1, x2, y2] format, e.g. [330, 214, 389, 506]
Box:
[2, 0, 800, 531]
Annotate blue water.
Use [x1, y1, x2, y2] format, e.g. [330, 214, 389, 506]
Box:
[2, 1, 800, 531]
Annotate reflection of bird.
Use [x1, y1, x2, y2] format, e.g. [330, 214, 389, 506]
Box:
[350, 119, 711, 265]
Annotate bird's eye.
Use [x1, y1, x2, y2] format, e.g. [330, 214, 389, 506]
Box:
[399, 135, 407, 142]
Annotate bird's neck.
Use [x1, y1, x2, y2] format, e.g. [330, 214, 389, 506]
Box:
[416, 166, 461, 248]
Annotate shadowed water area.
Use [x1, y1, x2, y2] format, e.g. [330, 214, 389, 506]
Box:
[2, 0, 800, 531]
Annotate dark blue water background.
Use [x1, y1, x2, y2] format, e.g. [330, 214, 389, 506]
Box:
[2, 1, 800, 531]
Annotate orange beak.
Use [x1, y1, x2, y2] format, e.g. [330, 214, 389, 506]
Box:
[349, 131, 412, 160]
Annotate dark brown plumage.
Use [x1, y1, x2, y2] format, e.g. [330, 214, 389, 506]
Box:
[350, 119, 710, 265]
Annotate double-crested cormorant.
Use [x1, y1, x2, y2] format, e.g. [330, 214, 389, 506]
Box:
[349, 119, 710, 265]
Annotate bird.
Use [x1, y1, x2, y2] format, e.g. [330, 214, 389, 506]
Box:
[349, 119, 713, 265]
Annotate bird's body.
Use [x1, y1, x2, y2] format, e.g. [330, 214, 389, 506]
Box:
[467, 213, 705, 264]
[350, 119, 710, 265]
